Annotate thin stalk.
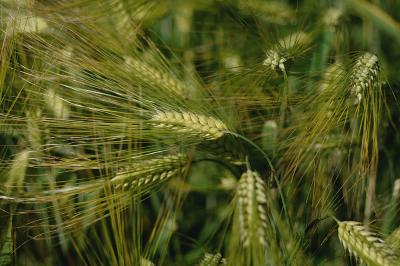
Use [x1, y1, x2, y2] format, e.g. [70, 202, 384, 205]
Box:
[279, 70, 289, 130]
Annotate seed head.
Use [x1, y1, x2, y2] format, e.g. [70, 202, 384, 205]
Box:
[237, 170, 269, 247]
[338, 221, 399, 266]
[351, 53, 380, 104]
[263, 50, 287, 72]
[151, 111, 228, 140]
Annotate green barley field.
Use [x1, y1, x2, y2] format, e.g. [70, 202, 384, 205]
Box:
[1, 0, 400, 265]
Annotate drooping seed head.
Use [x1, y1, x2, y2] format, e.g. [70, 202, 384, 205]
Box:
[151, 110, 228, 140]
[111, 153, 187, 191]
[338, 221, 399, 266]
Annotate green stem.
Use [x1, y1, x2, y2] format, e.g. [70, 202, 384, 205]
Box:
[279, 70, 289, 130]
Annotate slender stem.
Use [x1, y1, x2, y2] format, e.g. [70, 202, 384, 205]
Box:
[364, 81, 381, 225]
[279, 70, 289, 130]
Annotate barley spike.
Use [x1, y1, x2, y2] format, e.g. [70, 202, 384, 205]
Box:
[338, 221, 399, 266]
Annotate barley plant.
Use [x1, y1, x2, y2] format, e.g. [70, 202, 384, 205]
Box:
[2, 0, 400, 265]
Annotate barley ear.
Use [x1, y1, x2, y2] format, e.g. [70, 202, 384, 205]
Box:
[151, 110, 229, 140]
[237, 170, 268, 247]
[337, 221, 400, 266]
[350, 52, 380, 104]
[263, 49, 287, 72]
[111, 153, 187, 192]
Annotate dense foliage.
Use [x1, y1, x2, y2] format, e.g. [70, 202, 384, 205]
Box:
[1, 0, 400, 265]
